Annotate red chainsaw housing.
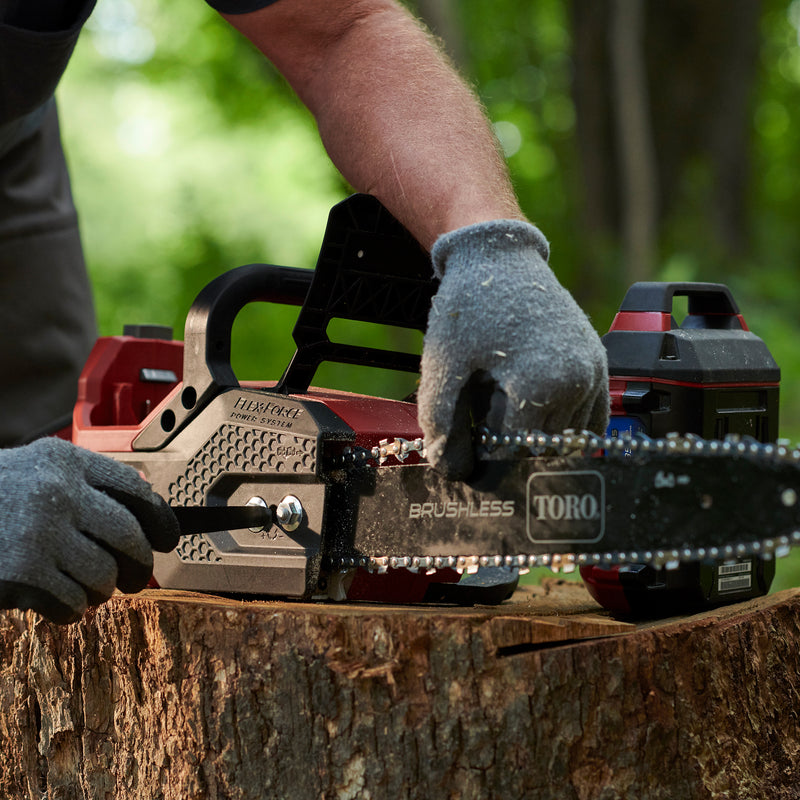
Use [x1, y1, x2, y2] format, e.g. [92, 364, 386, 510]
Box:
[71, 331, 460, 602]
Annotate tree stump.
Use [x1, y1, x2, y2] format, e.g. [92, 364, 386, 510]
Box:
[1, 579, 799, 799]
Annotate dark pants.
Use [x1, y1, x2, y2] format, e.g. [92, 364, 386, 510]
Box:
[0, 99, 97, 445]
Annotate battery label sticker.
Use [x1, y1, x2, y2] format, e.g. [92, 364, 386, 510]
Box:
[526, 470, 605, 544]
[717, 561, 753, 594]
[607, 417, 647, 457]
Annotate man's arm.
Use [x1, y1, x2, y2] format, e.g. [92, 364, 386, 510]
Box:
[222, 0, 609, 478]
[221, 0, 524, 249]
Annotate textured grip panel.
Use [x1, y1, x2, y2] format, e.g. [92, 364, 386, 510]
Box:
[168, 424, 318, 565]
[168, 425, 317, 506]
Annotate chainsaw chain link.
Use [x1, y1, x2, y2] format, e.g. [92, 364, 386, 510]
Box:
[325, 428, 800, 575]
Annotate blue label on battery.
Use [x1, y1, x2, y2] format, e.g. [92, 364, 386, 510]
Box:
[607, 416, 647, 456]
[607, 416, 647, 439]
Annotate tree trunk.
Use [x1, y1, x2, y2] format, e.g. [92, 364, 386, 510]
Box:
[609, 0, 658, 285]
[1, 581, 799, 799]
[571, 0, 761, 291]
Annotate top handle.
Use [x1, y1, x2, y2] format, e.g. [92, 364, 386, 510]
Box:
[133, 263, 313, 451]
[182, 263, 314, 409]
[133, 194, 435, 451]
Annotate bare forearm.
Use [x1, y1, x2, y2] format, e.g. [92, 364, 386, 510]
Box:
[223, 0, 525, 249]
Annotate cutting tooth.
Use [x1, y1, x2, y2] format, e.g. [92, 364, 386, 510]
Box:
[369, 556, 390, 574]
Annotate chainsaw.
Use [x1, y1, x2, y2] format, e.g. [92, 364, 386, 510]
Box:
[69, 194, 798, 612]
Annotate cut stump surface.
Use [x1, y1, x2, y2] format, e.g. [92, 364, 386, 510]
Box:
[1, 580, 799, 799]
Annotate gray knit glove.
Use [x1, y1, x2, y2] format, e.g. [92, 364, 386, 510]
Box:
[0, 438, 179, 624]
[418, 220, 609, 479]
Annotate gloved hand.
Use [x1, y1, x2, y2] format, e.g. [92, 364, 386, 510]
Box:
[0, 437, 180, 624]
[418, 219, 609, 479]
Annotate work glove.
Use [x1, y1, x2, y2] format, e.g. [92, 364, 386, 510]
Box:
[418, 219, 609, 479]
[0, 437, 180, 624]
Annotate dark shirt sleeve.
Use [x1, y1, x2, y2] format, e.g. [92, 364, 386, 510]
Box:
[204, 0, 282, 12]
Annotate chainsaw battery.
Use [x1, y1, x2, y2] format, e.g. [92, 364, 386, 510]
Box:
[581, 282, 780, 617]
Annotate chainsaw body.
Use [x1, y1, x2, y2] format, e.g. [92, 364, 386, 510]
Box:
[70, 195, 790, 613]
[73, 195, 483, 603]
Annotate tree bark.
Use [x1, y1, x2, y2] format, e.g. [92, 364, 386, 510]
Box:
[1, 581, 799, 799]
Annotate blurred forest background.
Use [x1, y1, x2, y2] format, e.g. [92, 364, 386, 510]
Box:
[57, 0, 800, 589]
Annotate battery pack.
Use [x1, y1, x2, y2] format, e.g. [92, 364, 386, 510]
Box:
[582, 282, 780, 617]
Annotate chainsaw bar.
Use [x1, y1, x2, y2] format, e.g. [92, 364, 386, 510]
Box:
[323, 429, 800, 574]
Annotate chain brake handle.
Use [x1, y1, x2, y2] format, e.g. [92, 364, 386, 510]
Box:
[133, 194, 436, 451]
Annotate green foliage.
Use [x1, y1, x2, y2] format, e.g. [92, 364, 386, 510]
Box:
[455, 0, 582, 284]
[59, 0, 348, 385]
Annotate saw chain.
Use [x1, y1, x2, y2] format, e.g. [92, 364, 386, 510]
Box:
[323, 428, 800, 576]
